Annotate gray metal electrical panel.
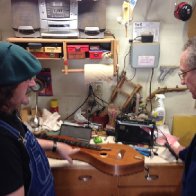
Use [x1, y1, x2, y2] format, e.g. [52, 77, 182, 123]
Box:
[131, 42, 160, 68]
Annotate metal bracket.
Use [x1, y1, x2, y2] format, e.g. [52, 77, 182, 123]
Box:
[158, 65, 178, 82]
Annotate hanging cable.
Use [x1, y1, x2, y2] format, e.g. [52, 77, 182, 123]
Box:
[121, 36, 141, 79]
[64, 84, 108, 120]
[64, 94, 91, 120]
[149, 68, 154, 112]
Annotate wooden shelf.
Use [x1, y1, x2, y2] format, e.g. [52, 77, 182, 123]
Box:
[7, 36, 116, 43]
[7, 36, 118, 75]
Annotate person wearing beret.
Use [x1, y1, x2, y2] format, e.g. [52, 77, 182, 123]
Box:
[0, 42, 80, 196]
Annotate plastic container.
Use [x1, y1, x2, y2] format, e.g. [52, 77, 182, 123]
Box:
[151, 94, 166, 126]
[50, 99, 59, 113]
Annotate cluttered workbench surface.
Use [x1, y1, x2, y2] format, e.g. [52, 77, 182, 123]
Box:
[20, 89, 185, 196]
[48, 135, 182, 167]
[21, 105, 184, 196]
[47, 135, 183, 196]
[22, 106, 183, 169]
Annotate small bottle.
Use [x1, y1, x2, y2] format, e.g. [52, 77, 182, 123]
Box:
[151, 94, 166, 126]
[50, 99, 59, 113]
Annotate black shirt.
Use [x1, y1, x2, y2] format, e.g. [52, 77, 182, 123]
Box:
[0, 111, 31, 195]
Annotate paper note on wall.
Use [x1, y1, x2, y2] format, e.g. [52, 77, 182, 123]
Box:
[137, 56, 155, 67]
[133, 21, 160, 42]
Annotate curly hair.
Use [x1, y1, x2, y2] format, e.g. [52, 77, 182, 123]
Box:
[0, 84, 18, 113]
[183, 36, 196, 69]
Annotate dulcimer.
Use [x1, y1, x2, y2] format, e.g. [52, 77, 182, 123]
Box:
[36, 133, 144, 176]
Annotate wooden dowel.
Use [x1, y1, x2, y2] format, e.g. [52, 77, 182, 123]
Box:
[67, 69, 84, 73]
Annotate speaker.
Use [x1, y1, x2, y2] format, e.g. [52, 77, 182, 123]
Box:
[11, 0, 41, 37]
[174, 2, 192, 21]
[78, 0, 106, 38]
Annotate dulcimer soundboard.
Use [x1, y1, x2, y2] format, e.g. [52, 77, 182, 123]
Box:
[36, 133, 144, 176]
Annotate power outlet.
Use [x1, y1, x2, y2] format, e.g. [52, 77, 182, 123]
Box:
[92, 82, 103, 98]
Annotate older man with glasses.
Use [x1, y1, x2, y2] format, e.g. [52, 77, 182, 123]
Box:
[178, 38, 196, 100]
[171, 36, 196, 196]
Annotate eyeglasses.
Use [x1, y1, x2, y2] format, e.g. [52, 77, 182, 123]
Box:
[178, 68, 196, 80]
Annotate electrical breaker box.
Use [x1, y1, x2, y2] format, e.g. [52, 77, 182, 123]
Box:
[131, 42, 160, 68]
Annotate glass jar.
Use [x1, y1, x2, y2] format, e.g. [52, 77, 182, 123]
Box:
[50, 99, 59, 113]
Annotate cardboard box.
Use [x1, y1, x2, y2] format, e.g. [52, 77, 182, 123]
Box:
[31, 52, 59, 58]
[89, 51, 103, 59]
[89, 45, 100, 51]
[67, 52, 85, 59]
[27, 47, 45, 52]
[172, 115, 196, 146]
[45, 47, 62, 53]
[67, 45, 89, 52]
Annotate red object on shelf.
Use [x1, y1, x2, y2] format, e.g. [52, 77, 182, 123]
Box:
[89, 51, 103, 59]
[67, 52, 85, 59]
[31, 52, 59, 58]
[67, 45, 89, 52]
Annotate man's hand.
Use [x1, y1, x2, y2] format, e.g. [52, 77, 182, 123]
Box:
[56, 142, 80, 164]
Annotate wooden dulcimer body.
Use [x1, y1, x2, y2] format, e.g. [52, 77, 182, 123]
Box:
[38, 134, 144, 176]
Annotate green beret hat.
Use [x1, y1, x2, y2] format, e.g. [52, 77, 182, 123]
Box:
[0, 42, 42, 86]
